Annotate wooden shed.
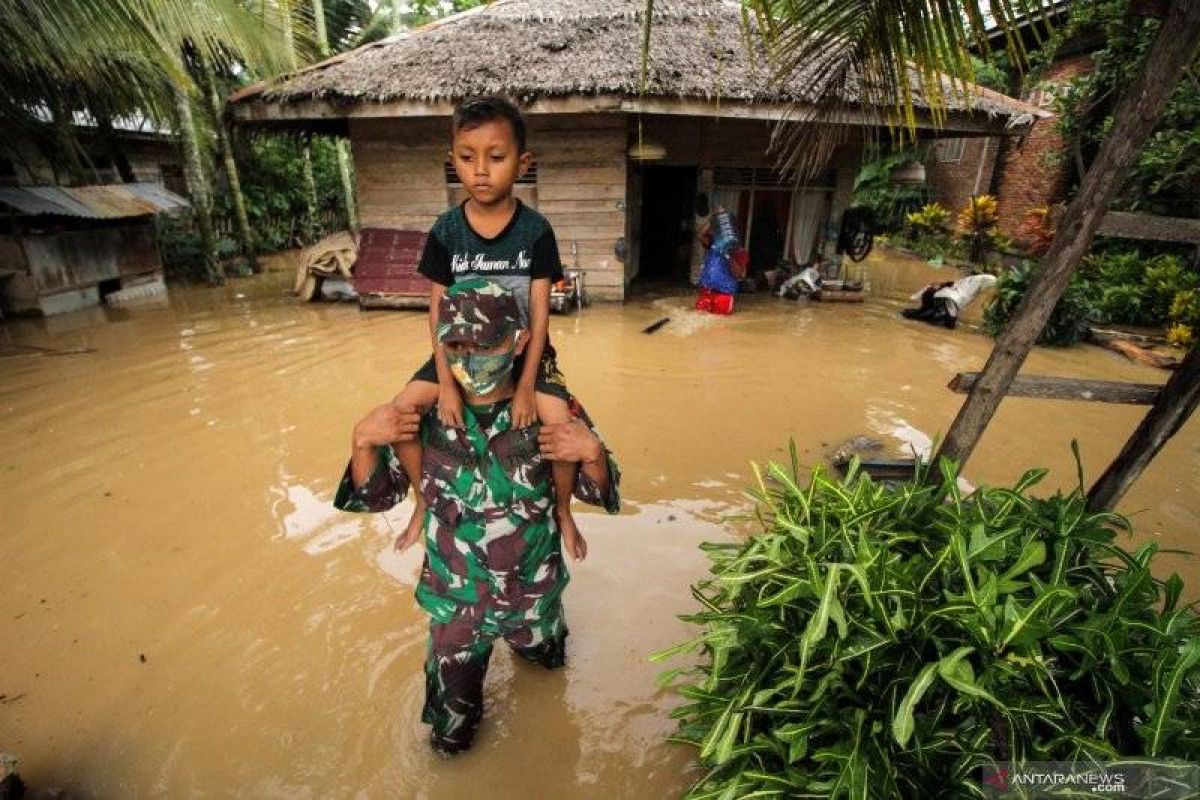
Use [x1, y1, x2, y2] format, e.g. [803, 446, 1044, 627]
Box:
[230, 0, 1043, 301]
[0, 183, 187, 315]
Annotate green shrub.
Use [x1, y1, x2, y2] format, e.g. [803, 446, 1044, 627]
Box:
[906, 202, 952, 236]
[1145, 255, 1199, 320]
[156, 213, 208, 282]
[1081, 252, 1199, 328]
[655, 451, 1200, 799]
[851, 148, 930, 234]
[984, 262, 1095, 346]
[1094, 284, 1146, 326]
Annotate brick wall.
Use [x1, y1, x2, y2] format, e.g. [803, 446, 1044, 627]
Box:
[992, 53, 1094, 242]
[926, 136, 998, 218]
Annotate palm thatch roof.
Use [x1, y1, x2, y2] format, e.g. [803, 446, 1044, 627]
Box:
[230, 0, 1044, 130]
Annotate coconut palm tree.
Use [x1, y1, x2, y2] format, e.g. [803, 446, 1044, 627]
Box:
[0, 0, 287, 284]
[646, 0, 1200, 479]
[312, 0, 359, 234]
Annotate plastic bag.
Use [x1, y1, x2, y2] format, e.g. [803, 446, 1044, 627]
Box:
[699, 249, 739, 295]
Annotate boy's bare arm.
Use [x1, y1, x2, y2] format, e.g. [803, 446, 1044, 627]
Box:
[519, 277, 552, 389]
[428, 283, 454, 384]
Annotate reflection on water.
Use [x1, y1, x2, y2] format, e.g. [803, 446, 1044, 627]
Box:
[1, 251, 1197, 797]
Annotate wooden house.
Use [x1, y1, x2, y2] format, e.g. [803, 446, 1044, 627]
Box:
[230, 0, 1043, 301]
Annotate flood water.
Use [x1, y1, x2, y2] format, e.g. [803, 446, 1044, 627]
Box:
[2, 249, 1197, 798]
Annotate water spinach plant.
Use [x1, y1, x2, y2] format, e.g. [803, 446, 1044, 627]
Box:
[654, 449, 1200, 798]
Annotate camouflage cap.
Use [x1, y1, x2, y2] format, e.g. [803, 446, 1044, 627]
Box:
[436, 277, 521, 347]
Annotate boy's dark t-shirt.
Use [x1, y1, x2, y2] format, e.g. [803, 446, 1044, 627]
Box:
[418, 199, 563, 327]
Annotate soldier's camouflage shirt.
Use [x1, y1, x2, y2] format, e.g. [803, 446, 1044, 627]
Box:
[333, 398, 620, 624]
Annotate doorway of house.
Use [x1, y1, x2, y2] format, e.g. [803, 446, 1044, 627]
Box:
[634, 165, 698, 287]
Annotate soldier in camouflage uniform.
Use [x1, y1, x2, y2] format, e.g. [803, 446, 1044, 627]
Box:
[334, 277, 620, 754]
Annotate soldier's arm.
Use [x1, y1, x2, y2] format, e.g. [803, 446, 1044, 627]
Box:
[538, 415, 620, 514]
[334, 403, 420, 513]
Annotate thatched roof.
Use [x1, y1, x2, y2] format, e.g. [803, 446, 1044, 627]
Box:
[231, 0, 1043, 126]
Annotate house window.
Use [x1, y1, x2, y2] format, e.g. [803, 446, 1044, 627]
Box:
[936, 138, 966, 163]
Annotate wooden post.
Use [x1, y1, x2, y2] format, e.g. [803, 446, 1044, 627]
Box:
[1086, 344, 1200, 511]
[931, 0, 1200, 474]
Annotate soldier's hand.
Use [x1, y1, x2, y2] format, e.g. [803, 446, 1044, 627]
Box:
[353, 403, 421, 449]
[538, 419, 603, 464]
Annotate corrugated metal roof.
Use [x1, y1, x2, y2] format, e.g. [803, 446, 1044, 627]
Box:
[0, 182, 190, 219]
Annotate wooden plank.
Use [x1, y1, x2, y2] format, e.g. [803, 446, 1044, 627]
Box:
[538, 199, 625, 214]
[1096, 210, 1200, 245]
[538, 184, 625, 201]
[1087, 343, 1200, 511]
[948, 373, 1163, 404]
[814, 290, 865, 303]
[541, 210, 626, 229]
[931, 0, 1200, 474]
[538, 166, 625, 185]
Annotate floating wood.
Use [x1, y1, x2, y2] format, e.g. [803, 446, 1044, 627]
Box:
[1094, 336, 1180, 370]
[948, 373, 1162, 405]
[815, 289, 865, 303]
[357, 293, 429, 310]
[641, 317, 671, 334]
[839, 458, 920, 481]
[1087, 343, 1200, 511]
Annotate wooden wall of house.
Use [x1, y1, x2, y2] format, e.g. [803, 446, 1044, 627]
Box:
[350, 118, 450, 232]
[528, 114, 627, 301]
[349, 114, 629, 301]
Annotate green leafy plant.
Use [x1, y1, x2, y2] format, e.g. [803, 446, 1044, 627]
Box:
[655, 448, 1200, 799]
[1080, 251, 1199, 329]
[984, 261, 1095, 346]
[1168, 289, 1199, 348]
[1145, 256, 1199, 320]
[906, 202, 952, 236]
[851, 147, 931, 234]
[1044, 0, 1200, 217]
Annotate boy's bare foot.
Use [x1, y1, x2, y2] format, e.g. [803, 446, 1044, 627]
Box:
[558, 510, 587, 562]
[395, 500, 426, 552]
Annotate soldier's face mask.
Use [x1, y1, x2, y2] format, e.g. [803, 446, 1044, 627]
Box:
[445, 334, 518, 396]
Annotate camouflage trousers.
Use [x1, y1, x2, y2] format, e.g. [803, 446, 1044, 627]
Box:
[422, 598, 568, 753]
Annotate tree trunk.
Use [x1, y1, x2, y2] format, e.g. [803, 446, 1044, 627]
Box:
[48, 99, 86, 186]
[173, 82, 223, 286]
[279, 4, 321, 245]
[336, 140, 359, 233]
[931, 1, 1200, 473]
[1086, 343, 1200, 511]
[310, 0, 360, 234]
[301, 143, 319, 243]
[202, 62, 258, 273]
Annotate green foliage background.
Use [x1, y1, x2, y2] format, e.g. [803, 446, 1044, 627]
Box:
[1043, 0, 1200, 217]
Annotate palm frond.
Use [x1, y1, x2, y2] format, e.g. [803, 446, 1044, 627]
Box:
[642, 0, 1049, 178]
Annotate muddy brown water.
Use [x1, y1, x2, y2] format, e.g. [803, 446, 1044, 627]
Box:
[1, 249, 1197, 798]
